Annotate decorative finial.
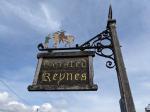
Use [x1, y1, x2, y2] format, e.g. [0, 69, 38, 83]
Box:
[108, 4, 113, 20]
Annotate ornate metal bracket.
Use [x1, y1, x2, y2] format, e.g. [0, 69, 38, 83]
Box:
[79, 29, 115, 68]
[37, 29, 115, 69]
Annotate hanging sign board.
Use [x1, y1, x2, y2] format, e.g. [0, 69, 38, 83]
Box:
[28, 51, 97, 91]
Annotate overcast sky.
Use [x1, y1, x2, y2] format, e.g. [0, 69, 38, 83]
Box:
[0, 0, 150, 112]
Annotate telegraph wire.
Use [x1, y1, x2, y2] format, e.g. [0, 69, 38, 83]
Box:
[0, 79, 30, 105]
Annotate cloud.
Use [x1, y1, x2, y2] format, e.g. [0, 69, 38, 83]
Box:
[7, 101, 29, 112]
[38, 103, 52, 112]
[0, 91, 67, 112]
[40, 3, 61, 32]
[0, 91, 30, 112]
[0, 0, 61, 35]
[0, 92, 10, 104]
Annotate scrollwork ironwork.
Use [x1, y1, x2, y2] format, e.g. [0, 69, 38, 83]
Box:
[80, 29, 115, 69]
[106, 61, 115, 69]
[38, 43, 44, 50]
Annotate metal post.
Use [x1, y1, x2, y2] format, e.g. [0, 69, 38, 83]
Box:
[107, 5, 136, 112]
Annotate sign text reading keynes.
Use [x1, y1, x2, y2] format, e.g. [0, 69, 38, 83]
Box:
[37, 57, 89, 86]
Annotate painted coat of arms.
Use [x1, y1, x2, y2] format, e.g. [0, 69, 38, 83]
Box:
[39, 31, 75, 49]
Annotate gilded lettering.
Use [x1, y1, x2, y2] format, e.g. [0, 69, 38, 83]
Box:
[43, 60, 48, 67]
[58, 73, 66, 85]
[64, 62, 69, 68]
[42, 73, 47, 81]
[75, 73, 80, 80]
[66, 73, 73, 80]
[81, 59, 87, 68]
[42, 72, 51, 82]
[71, 61, 74, 67]
[70, 73, 73, 80]
[52, 63, 56, 68]
[75, 61, 80, 67]
[81, 73, 87, 80]
[53, 73, 58, 80]
[58, 62, 62, 68]
[66, 73, 69, 80]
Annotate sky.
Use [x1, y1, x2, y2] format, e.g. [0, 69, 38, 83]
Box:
[0, 0, 150, 112]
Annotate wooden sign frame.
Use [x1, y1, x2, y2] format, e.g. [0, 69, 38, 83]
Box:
[28, 51, 98, 91]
